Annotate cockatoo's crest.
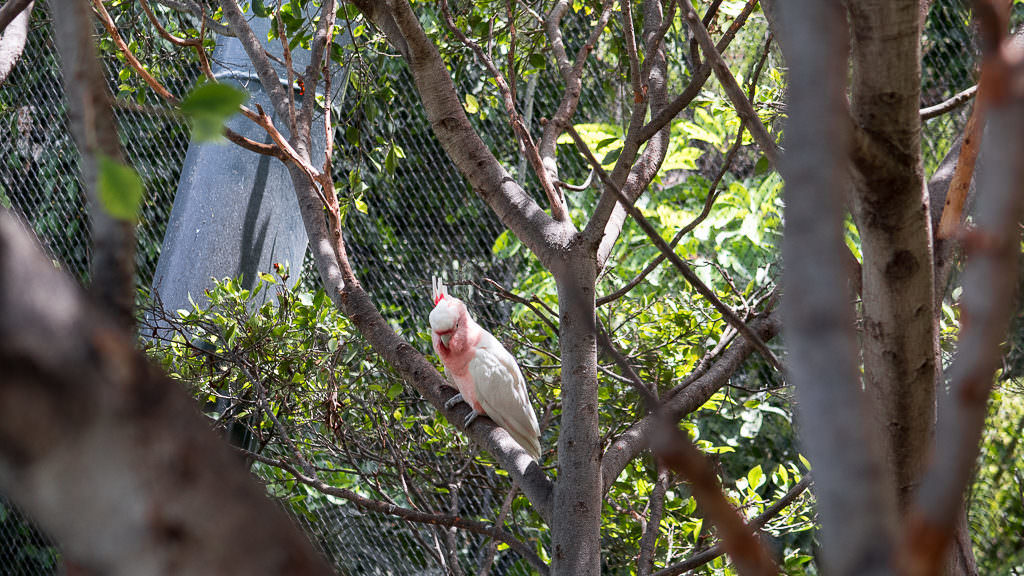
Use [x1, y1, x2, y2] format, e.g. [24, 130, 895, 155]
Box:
[432, 276, 449, 306]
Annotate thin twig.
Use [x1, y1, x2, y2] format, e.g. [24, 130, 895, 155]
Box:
[677, 0, 778, 167]
[567, 124, 783, 372]
[597, 121, 746, 307]
[438, 0, 566, 221]
[920, 84, 978, 120]
[139, 0, 214, 79]
[652, 476, 813, 576]
[91, 0, 178, 103]
[596, 323, 777, 576]
[242, 449, 549, 574]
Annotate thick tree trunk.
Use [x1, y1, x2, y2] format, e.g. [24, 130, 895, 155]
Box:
[848, 0, 938, 508]
[550, 253, 602, 576]
[777, 1, 898, 575]
[0, 212, 334, 575]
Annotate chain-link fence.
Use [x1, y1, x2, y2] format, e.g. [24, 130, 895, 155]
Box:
[0, 1, 981, 574]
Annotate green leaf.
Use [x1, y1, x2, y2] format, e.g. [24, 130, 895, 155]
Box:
[777, 464, 789, 486]
[345, 125, 360, 146]
[252, 0, 273, 17]
[528, 53, 546, 69]
[798, 453, 812, 471]
[97, 155, 144, 221]
[180, 83, 247, 141]
[464, 93, 480, 114]
[747, 465, 765, 490]
[753, 155, 771, 175]
[600, 146, 622, 165]
[491, 229, 521, 258]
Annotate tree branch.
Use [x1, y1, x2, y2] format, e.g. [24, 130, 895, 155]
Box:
[438, 0, 568, 221]
[0, 212, 335, 575]
[637, 0, 758, 144]
[567, 125, 782, 372]
[597, 120, 746, 307]
[653, 476, 813, 576]
[638, 465, 669, 576]
[776, 2, 899, 575]
[245, 450, 549, 574]
[357, 0, 565, 268]
[936, 85, 986, 240]
[920, 84, 978, 120]
[139, 0, 214, 80]
[678, 0, 778, 167]
[52, 0, 136, 329]
[906, 6, 1024, 573]
[597, 321, 777, 576]
[218, 0, 291, 120]
[295, 0, 336, 152]
[587, 0, 672, 263]
[601, 313, 780, 493]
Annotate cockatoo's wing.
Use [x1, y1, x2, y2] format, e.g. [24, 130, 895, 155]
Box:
[470, 335, 541, 459]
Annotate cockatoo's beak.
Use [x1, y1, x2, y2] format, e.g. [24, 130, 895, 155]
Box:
[440, 332, 453, 346]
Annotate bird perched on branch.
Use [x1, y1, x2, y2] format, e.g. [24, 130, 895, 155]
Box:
[429, 277, 542, 460]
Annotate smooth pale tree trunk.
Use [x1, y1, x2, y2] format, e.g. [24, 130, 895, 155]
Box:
[777, 2, 898, 575]
[847, 0, 938, 508]
[550, 256, 602, 575]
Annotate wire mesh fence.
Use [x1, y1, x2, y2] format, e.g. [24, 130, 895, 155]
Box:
[0, 1, 981, 574]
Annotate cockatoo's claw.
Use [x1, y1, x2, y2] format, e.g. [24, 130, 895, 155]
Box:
[464, 410, 480, 428]
[444, 393, 465, 410]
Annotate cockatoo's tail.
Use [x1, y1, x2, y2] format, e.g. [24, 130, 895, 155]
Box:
[427, 275, 542, 460]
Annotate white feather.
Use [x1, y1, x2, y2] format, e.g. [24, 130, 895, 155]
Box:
[469, 332, 542, 459]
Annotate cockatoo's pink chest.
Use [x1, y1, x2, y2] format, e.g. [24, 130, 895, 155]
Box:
[437, 329, 485, 413]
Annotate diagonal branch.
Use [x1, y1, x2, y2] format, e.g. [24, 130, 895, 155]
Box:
[244, 450, 549, 574]
[218, 0, 291, 120]
[296, 0, 336, 150]
[438, 0, 567, 221]
[597, 118, 746, 307]
[139, 0, 214, 79]
[601, 312, 780, 494]
[653, 476, 813, 576]
[920, 84, 977, 120]
[597, 328, 777, 576]
[678, 0, 779, 166]
[587, 0, 672, 263]
[905, 4, 1024, 573]
[567, 125, 783, 372]
[358, 0, 564, 268]
[0, 212, 335, 575]
[638, 0, 758, 144]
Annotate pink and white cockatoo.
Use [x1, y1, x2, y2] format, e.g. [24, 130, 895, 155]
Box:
[429, 277, 542, 460]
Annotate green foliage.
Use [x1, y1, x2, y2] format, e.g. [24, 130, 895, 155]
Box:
[0, 500, 59, 575]
[969, 388, 1024, 574]
[97, 154, 144, 221]
[179, 82, 248, 142]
